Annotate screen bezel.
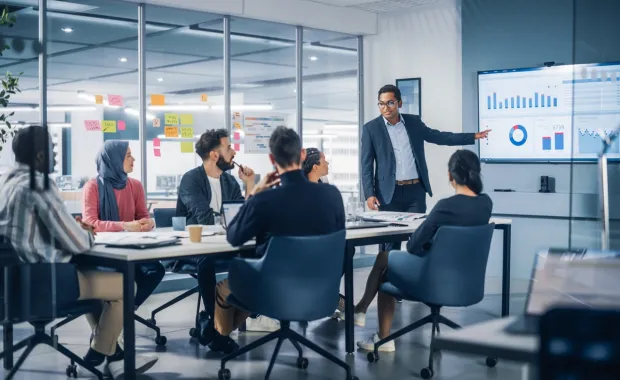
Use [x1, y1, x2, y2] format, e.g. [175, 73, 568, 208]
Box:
[477, 61, 620, 163]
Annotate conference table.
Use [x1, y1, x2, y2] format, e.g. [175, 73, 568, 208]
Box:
[80, 217, 512, 380]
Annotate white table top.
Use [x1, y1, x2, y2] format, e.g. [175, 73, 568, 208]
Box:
[86, 218, 512, 262]
[433, 316, 538, 363]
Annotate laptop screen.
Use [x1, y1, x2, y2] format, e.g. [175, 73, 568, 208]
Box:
[221, 201, 244, 229]
[525, 249, 620, 316]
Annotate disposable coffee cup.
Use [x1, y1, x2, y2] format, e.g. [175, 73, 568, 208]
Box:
[187, 225, 203, 243]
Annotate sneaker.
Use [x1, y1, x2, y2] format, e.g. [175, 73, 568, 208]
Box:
[107, 354, 159, 380]
[354, 312, 366, 327]
[356, 333, 395, 353]
[245, 316, 280, 332]
[209, 332, 240, 355]
[76, 362, 107, 378]
[330, 296, 346, 320]
[197, 315, 215, 346]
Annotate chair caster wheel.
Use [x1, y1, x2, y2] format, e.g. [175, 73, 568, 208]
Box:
[296, 357, 309, 369]
[189, 327, 198, 338]
[420, 367, 434, 379]
[66, 364, 77, 378]
[147, 318, 156, 326]
[155, 335, 167, 346]
[367, 351, 378, 363]
[218, 368, 231, 380]
[486, 356, 498, 368]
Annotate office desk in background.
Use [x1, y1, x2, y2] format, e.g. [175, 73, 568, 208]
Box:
[70, 219, 511, 380]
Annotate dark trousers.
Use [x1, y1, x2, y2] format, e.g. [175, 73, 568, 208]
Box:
[379, 182, 427, 251]
[134, 263, 166, 307]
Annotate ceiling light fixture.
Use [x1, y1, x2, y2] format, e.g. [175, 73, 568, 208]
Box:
[309, 56, 318, 61]
[118, 57, 128, 63]
[124, 107, 156, 120]
[61, 27, 73, 33]
[148, 105, 210, 112]
[212, 104, 273, 111]
[157, 77, 164, 82]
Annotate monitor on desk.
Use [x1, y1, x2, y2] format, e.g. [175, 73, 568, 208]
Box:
[221, 201, 244, 229]
[525, 249, 620, 316]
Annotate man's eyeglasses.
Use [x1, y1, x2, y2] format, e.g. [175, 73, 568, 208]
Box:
[377, 101, 398, 109]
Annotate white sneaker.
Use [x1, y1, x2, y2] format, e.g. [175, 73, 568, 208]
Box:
[76, 362, 107, 378]
[331, 309, 344, 320]
[356, 333, 395, 353]
[244, 316, 280, 332]
[107, 354, 159, 380]
[354, 312, 366, 327]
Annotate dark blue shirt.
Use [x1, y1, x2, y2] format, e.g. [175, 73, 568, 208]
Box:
[226, 170, 346, 257]
[176, 166, 243, 225]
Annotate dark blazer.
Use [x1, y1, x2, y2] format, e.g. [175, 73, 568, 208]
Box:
[176, 166, 243, 225]
[407, 194, 493, 255]
[361, 114, 475, 205]
[226, 170, 346, 258]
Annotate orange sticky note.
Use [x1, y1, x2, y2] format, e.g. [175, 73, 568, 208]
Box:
[153, 118, 161, 128]
[95, 95, 104, 105]
[233, 122, 241, 129]
[200, 94, 208, 102]
[150, 94, 165, 106]
[164, 126, 179, 138]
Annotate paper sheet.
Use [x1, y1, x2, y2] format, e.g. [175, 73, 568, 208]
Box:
[360, 211, 426, 222]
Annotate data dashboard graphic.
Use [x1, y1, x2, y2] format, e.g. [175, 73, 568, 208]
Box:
[478, 62, 620, 161]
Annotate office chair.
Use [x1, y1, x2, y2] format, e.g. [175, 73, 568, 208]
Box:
[0, 241, 103, 380]
[52, 214, 167, 346]
[539, 307, 620, 380]
[153, 207, 177, 228]
[217, 231, 358, 380]
[367, 224, 495, 379]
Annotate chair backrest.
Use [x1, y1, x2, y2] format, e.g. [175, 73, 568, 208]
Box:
[253, 230, 346, 321]
[153, 208, 176, 228]
[414, 224, 495, 307]
[540, 307, 620, 379]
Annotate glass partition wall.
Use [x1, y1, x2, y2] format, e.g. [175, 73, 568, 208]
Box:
[3, 1, 363, 207]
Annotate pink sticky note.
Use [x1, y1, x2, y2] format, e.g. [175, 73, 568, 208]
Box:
[84, 120, 101, 131]
[153, 138, 161, 147]
[154, 148, 161, 157]
[118, 120, 126, 131]
[107, 94, 124, 107]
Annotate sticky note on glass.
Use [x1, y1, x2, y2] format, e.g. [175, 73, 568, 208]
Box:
[153, 118, 161, 128]
[102, 120, 117, 133]
[153, 138, 161, 147]
[84, 120, 101, 131]
[95, 95, 104, 105]
[151, 94, 165, 106]
[233, 122, 241, 129]
[107, 95, 124, 107]
[180, 114, 193, 125]
[118, 120, 126, 131]
[200, 94, 208, 102]
[154, 148, 161, 157]
[180, 126, 194, 138]
[165, 113, 179, 125]
[164, 126, 179, 138]
[180, 142, 194, 153]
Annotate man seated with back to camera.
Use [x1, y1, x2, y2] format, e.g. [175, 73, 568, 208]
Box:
[202, 126, 346, 354]
[176, 129, 277, 348]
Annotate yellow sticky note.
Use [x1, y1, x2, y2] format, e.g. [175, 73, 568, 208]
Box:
[102, 120, 117, 133]
[200, 94, 208, 102]
[180, 142, 194, 153]
[95, 95, 104, 105]
[233, 122, 241, 129]
[165, 113, 179, 125]
[150, 94, 165, 106]
[180, 126, 194, 138]
[164, 126, 179, 138]
[180, 114, 194, 125]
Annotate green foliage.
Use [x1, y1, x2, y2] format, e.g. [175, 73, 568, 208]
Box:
[0, 6, 20, 152]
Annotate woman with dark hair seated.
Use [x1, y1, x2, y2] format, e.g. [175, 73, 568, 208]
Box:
[356, 149, 493, 353]
[302, 147, 329, 183]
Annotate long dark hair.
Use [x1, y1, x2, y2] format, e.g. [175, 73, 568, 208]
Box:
[448, 150, 483, 194]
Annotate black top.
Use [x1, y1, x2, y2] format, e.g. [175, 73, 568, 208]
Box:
[407, 193, 493, 255]
[227, 170, 346, 258]
[176, 166, 243, 225]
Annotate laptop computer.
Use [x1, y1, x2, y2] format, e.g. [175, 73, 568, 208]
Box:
[346, 220, 391, 230]
[505, 248, 620, 335]
[221, 200, 244, 229]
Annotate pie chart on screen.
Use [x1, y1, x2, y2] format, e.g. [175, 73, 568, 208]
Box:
[509, 125, 528, 146]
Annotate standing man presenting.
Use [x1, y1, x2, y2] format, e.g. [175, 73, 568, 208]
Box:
[362, 84, 490, 217]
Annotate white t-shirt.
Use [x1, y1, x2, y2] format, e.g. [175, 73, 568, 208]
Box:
[208, 176, 222, 213]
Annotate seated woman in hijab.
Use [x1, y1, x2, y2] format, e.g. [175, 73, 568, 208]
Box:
[302, 147, 329, 183]
[82, 140, 165, 309]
